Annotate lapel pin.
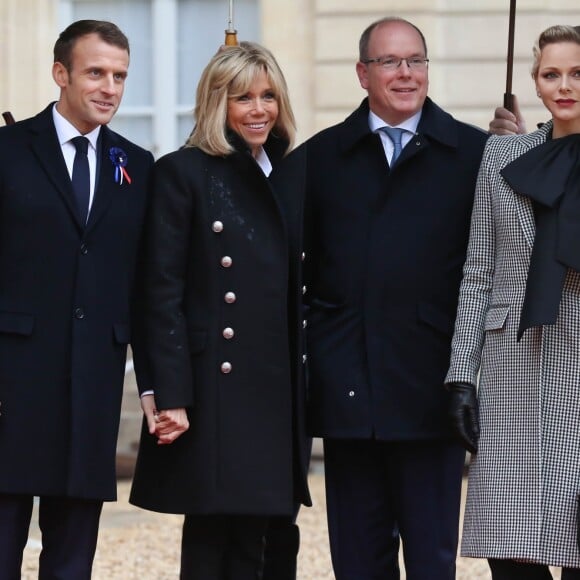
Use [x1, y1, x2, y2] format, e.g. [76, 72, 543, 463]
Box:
[108, 147, 132, 185]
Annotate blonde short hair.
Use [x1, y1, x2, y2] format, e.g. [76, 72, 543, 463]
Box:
[531, 24, 580, 78]
[186, 41, 296, 156]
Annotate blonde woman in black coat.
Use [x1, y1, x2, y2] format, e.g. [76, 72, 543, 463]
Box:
[130, 42, 311, 580]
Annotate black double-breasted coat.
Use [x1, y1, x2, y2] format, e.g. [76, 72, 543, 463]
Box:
[301, 98, 488, 440]
[130, 134, 311, 515]
[0, 104, 153, 501]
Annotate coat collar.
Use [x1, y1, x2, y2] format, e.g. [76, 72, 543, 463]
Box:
[225, 129, 290, 243]
[28, 104, 82, 228]
[498, 121, 580, 338]
[226, 128, 288, 167]
[27, 103, 124, 234]
[336, 97, 462, 154]
[88, 124, 125, 233]
[500, 121, 553, 250]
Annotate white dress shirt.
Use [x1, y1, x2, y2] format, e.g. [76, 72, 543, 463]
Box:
[52, 104, 101, 215]
[369, 109, 422, 165]
[255, 145, 272, 176]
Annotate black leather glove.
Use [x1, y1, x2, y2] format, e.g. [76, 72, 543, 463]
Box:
[448, 382, 479, 454]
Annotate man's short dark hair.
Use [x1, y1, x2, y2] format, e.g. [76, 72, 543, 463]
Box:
[54, 20, 130, 73]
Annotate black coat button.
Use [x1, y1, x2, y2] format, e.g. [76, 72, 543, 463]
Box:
[80, 243, 88, 255]
[74, 307, 85, 319]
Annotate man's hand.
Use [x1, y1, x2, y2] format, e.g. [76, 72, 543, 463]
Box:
[140, 394, 190, 445]
[154, 408, 189, 445]
[448, 382, 479, 454]
[489, 95, 527, 136]
[140, 393, 158, 435]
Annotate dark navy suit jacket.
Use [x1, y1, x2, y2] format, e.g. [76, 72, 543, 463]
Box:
[300, 97, 488, 441]
[0, 104, 153, 500]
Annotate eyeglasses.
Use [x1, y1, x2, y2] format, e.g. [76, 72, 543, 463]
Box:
[362, 57, 429, 71]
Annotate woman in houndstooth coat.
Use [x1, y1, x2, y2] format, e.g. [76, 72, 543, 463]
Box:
[446, 25, 580, 579]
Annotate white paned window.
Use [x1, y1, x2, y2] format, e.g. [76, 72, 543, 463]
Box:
[177, 0, 259, 146]
[59, 0, 258, 157]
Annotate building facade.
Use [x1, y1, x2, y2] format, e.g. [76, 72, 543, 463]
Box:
[3, 1, 580, 153]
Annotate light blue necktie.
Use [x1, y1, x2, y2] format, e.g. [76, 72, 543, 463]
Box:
[381, 126, 405, 165]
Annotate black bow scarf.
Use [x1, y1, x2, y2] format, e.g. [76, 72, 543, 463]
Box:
[500, 133, 580, 340]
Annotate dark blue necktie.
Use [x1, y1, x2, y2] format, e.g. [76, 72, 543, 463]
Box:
[381, 126, 405, 165]
[71, 136, 90, 224]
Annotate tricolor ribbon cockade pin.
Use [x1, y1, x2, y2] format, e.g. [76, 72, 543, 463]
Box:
[108, 147, 132, 185]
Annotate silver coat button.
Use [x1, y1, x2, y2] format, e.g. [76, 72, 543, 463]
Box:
[302, 285, 307, 295]
[301, 252, 305, 262]
[222, 327, 234, 339]
[348, 390, 355, 397]
[302, 320, 307, 329]
[212, 220, 224, 233]
[302, 354, 307, 363]
[221, 361, 232, 374]
[224, 292, 236, 304]
[221, 256, 233, 268]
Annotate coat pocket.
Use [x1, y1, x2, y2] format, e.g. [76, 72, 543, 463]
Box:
[484, 305, 510, 331]
[0, 311, 34, 336]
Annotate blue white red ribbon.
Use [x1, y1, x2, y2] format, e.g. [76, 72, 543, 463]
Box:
[108, 147, 132, 185]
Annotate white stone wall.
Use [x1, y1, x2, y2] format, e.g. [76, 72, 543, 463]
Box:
[0, 0, 57, 122]
[264, 0, 580, 142]
[2, 1, 580, 138]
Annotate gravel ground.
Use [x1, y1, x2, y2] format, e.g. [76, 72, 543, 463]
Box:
[21, 464, 561, 579]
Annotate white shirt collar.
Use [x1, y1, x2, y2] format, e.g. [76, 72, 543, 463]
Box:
[52, 103, 101, 151]
[254, 146, 273, 177]
[368, 109, 422, 135]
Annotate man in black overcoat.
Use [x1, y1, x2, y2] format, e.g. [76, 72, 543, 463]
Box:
[299, 17, 488, 579]
[0, 20, 153, 578]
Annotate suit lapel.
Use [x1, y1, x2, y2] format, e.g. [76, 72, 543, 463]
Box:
[85, 126, 117, 233]
[28, 106, 84, 230]
[229, 133, 289, 243]
[514, 188, 535, 250]
[510, 124, 552, 250]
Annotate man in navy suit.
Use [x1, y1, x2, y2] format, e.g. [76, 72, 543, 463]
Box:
[0, 20, 153, 578]
[300, 17, 488, 579]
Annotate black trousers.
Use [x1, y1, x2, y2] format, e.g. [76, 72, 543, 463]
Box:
[180, 513, 269, 580]
[0, 493, 102, 580]
[489, 559, 580, 580]
[323, 438, 465, 580]
[262, 514, 300, 580]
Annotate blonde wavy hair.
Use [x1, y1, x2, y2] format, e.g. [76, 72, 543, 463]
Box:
[186, 41, 296, 156]
[531, 24, 580, 78]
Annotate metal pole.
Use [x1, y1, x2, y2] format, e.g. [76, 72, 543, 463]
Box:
[228, 0, 234, 31]
[225, 0, 238, 46]
[504, 0, 517, 112]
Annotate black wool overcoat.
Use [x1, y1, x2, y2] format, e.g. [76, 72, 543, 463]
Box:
[130, 134, 311, 515]
[301, 97, 488, 440]
[0, 104, 153, 500]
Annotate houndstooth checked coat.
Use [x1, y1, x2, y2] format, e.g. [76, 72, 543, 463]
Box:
[446, 120, 580, 568]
